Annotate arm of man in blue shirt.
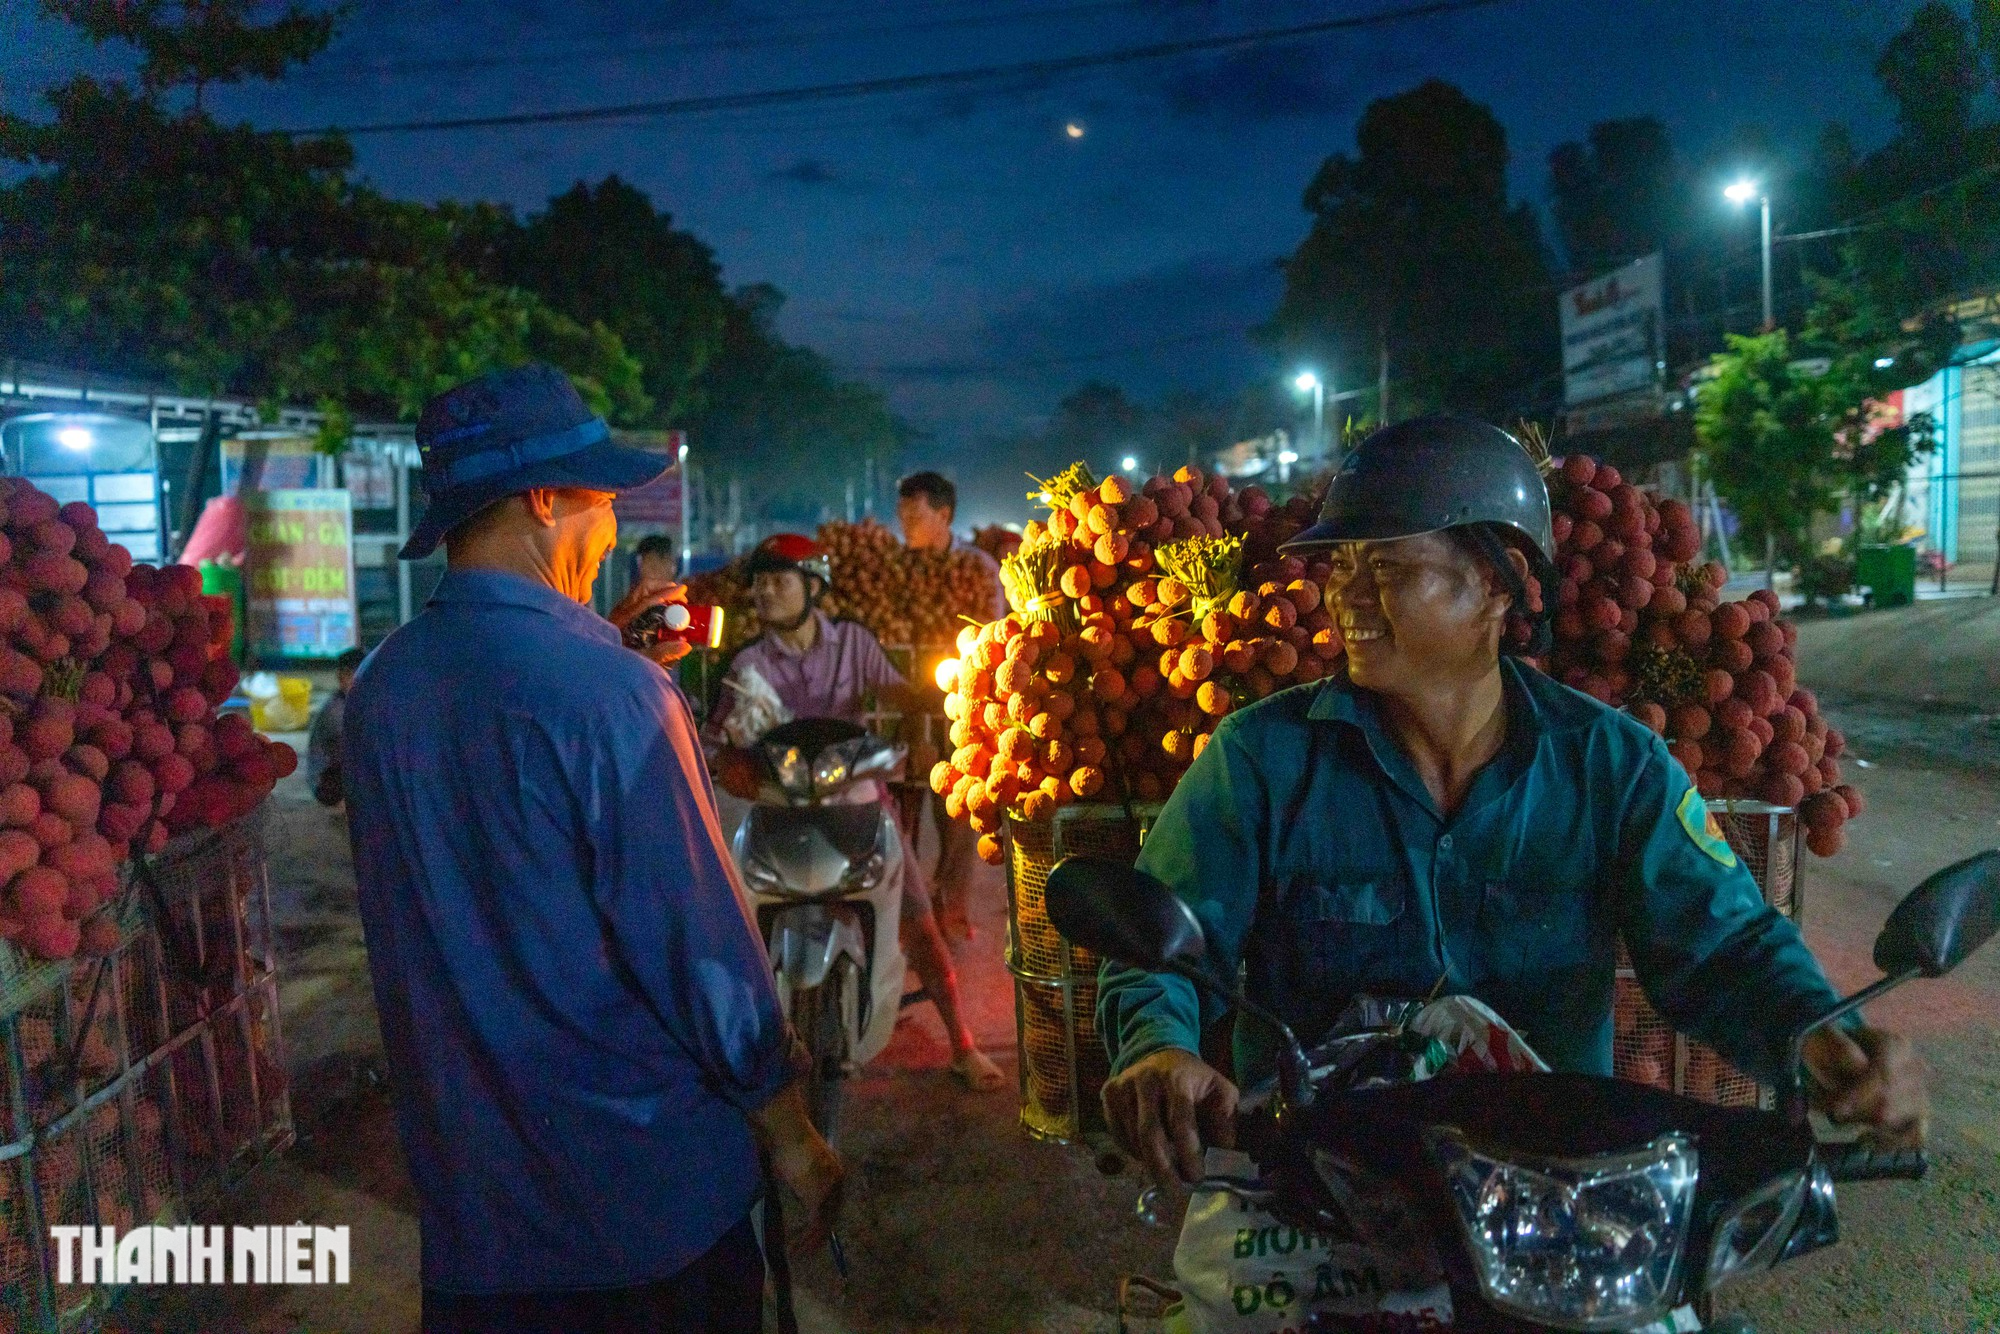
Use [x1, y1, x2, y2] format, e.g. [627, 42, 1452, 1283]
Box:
[583, 670, 842, 1239]
[583, 675, 806, 1107]
[1102, 717, 1263, 1075]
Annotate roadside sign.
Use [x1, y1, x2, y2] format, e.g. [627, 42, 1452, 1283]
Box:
[221, 435, 328, 494]
[1561, 253, 1665, 407]
[610, 430, 686, 528]
[244, 489, 357, 659]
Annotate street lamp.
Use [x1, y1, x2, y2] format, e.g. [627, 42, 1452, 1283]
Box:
[1293, 370, 1325, 452]
[1725, 178, 1773, 331]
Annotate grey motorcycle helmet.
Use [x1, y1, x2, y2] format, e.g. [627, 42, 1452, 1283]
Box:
[1284, 415, 1556, 654]
[1281, 414, 1554, 562]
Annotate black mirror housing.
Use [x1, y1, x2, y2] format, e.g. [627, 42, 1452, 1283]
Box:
[1875, 849, 2000, 979]
[1044, 855, 1208, 972]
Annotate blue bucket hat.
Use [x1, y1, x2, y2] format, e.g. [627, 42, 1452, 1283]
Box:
[400, 362, 673, 560]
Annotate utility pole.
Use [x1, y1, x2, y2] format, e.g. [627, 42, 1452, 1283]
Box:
[1378, 328, 1390, 428]
[1759, 193, 1774, 331]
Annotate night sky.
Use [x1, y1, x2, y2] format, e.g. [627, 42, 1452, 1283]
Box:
[2, 0, 1928, 518]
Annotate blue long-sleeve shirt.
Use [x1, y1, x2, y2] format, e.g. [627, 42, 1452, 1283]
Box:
[1101, 658, 1842, 1089]
[344, 569, 800, 1293]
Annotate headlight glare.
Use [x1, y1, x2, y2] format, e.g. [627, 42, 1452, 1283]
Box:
[766, 745, 812, 799]
[1429, 1129, 1696, 1330]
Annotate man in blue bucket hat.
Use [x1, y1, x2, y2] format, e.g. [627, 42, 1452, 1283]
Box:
[344, 363, 841, 1333]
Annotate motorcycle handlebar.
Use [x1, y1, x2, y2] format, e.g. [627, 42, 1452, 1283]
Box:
[1821, 1141, 1930, 1182]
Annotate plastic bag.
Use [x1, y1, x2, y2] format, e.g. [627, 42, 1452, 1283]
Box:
[1167, 996, 1540, 1334]
[720, 664, 791, 748]
[1169, 1151, 1453, 1333]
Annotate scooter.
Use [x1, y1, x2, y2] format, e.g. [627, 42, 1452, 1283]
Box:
[1045, 849, 2000, 1333]
[734, 717, 909, 1136]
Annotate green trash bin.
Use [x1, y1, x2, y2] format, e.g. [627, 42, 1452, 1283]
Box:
[1855, 544, 1916, 608]
[198, 560, 247, 664]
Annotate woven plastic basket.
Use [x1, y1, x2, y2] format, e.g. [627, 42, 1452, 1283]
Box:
[1612, 798, 1803, 1108]
[0, 812, 291, 1334]
[1004, 804, 1161, 1143]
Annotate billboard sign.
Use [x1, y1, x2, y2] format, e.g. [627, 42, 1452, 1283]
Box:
[245, 489, 357, 659]
[610, 430, 686, 529]
[221, 435, 327, 495]
[1561, 253, 1665, 407]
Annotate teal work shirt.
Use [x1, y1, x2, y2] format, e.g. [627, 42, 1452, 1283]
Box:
[1100, 659, 1841, 1088]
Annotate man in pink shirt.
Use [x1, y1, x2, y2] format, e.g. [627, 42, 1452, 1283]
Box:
[711, 535, 1003, 1091]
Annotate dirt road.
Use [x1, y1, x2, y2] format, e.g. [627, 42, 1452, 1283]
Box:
[108, 721, 2000, 1333]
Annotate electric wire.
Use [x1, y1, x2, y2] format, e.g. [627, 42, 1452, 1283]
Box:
[285, 0, 1514, 136]
[309, 0, 1166, 83]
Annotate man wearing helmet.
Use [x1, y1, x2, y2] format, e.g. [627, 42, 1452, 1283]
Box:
[1096, 415, 1927, 1189]
[710, 534, 1004, 1092]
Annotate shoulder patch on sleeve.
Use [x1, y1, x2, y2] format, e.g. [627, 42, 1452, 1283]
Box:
[1677, 787, 1739, 868]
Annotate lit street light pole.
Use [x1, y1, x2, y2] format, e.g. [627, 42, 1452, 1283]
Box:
[1293, 370, 1325, 453]
[1725, 178, 1773, 331]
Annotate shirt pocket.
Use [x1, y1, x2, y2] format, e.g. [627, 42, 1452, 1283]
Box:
[1284, 873, 1410, 982]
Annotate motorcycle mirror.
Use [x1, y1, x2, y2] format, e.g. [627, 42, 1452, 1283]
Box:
[1874, 848, 2000, 978]
[1045, 856, 1208, 971]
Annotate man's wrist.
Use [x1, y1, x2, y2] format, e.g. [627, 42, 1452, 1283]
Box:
[1114, 1041, 1200, 1078]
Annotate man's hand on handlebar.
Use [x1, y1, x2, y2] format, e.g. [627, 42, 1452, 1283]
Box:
[608, 579, 693, 666]
[1803, 1024, 1929, 1149]
[1101, 1047, 1239, 1188]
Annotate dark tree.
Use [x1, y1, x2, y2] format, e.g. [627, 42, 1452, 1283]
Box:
[0, 1, 649, 425]
[41, 0, 338, 106]
[504, 178, 731, 426]
[683, 286, 908, 522]
[1817, 0, 2000, 359]
[1270, 80, 1556, 421]
[1549, 117, 1685, 278]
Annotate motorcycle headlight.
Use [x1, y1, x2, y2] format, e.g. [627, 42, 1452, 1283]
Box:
[765, 745, 813, 799]
[1706, 1169, 1806, 1289]
[812, 752, 851, 795]
[1429, 1129, 1697, 1331]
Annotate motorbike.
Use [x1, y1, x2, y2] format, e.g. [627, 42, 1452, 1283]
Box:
[733, 717, 909, 1136]
[1045, 848, 2000, 1333]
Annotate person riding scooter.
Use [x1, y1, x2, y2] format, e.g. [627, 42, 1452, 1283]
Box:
[1097, 415, 1925, 1189]
[710, 534, 1004, 1092]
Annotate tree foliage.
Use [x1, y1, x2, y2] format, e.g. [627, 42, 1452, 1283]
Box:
[1693, 330, 1932, 561]
[0, 3, 647, 427]
[43, 0, 338, 106]
[1, 0, 900, 500]
[679, 286, 907, 523]
[1548, 116, 1686, 280]
[500, 177, 730, 426]
[1825, 1, 2000, 351]
[1270, 80, 1556, 421]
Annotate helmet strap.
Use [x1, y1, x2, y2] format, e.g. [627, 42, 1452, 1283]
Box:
[1462, 524, 1553, 659]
